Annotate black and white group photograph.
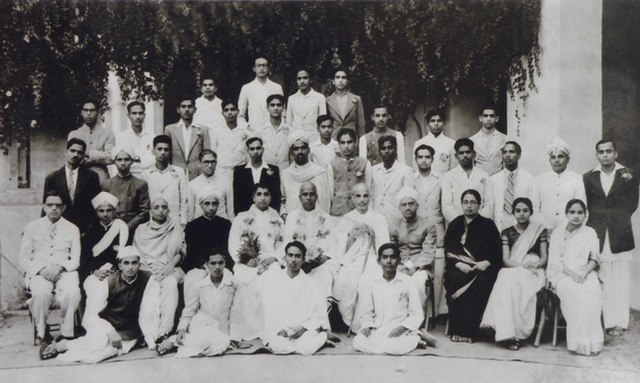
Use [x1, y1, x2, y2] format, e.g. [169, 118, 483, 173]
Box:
[0, 0, 639, 382]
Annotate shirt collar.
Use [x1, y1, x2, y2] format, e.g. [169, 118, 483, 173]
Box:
[413, 170, 438, 180]
[372, 272, 406, 284]
[593, 162, 624, 173]
[245, 161, 270, 171]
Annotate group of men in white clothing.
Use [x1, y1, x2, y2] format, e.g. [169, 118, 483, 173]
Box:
[19, 55, 637, 362]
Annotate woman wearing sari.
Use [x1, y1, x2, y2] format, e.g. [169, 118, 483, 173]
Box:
[481, 197, 548, 350]
[444, 189, 502, 343]
[333, 223, 378, 332]
[547, 199, 603, 356]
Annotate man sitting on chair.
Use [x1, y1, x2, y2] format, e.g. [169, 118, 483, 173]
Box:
[19, 191, 81, 350]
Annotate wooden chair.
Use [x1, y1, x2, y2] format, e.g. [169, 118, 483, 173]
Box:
[29, 290, 81, 346]
[534, 288, 564, 347]
[423, 278, 437, 330]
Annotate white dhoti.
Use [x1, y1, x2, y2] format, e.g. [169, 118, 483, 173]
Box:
[353, 324, 420, 355]
[139, 272, 181, 348]
[27, 272, 81, 339]
[403, 269, 430, 312]
[600, 234, 632, 330]
[267, 330, 327, 355]
[480, 267, 544, 341]
[308, 261, 338, 304]
[555, 273, 604, 355]
[230, 263, 277, 341]
[176, 326, 230, 358]
[57, 331, 137, 363]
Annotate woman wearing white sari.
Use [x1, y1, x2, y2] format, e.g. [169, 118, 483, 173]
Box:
[481, 198, 548, 350]
[547, 199, 603, 356]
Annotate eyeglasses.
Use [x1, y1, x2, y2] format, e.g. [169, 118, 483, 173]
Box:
[201, 160, 216, 166]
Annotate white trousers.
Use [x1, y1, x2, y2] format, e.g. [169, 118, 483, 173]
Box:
[353, 324, 420, 355]
[27, 272, 81, 338]
[267, 330, 327, 355]
[600, 236, 632, 329]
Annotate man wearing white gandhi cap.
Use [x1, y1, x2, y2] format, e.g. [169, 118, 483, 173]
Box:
[389, 186, 437, 312]
[280, 130, 333, 215]
[101, 145, 150, 236]
[530, 137, 586, 229]
[43, 246, 152, 363]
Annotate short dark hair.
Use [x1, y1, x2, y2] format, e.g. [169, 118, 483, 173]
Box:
[127, 101, 145, 113]
[334, 68, 349, 78]
[153, 134, 171, 148]
[414, 144, 435, 158]
[595, 139, 617, 152]
[377, 242, 399, 259]
[479, 105, 498, 115]
[254, 56, 270, 66]
[296, 68, 312, 77]
[199, 149, 217, 161]
[67, 138, 87, 151]
[372, 104, 389, 114]
[503, 141, 522, 154]
[337, 128, 357, 142]
[512, 197, 533, 214]
[461, 189, 482, 204]
[378, 135, 397, 150]
[175, 94, 196, 108]
[565, 199, 587, 214]
[252, 182, 272, 197]
[285, 241, 307, 257]
[203, 247, 235, 271]
[221, 98, 237, 109]
[200, 76, 216, 85]
[246, 136, 263, 148]
[454, 138, 474, 152]
[425, 109, 445, 122]
[43, 190, 64, 204]
[266, 94, 285, 105]
[81, 98, 100, 110]
[316, 114, 334, 126]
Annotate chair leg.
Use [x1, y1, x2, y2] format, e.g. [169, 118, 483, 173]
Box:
[428, 283, 436, 330]
[552, 307, 559, 347]
[534, 312, 546, 347]
[445, 317, 449, 335]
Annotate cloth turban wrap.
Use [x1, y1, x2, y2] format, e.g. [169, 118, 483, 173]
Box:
[396, 186, 419, 207]
[117, 245, 140, 260]
[112, 144, 134, 160]
[545, 137, 571, 156]
[92, 191, 119, 209]
[288, 130, 309, 148]
[197, 186, 222, 204]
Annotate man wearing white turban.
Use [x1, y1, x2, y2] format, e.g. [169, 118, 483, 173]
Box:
[389, 187, 437, 311]
[101, 146, 150, 236]
[280, 131, 333, 214]
[530, 137, 586, 229]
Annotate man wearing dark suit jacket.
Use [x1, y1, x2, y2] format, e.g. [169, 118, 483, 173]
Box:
[43, 138, 101, 233]
[233, 136, 281, 215]
[165, 95, 211, 181]
[326, 69, 366, 139]
[583, 139, 639, 336]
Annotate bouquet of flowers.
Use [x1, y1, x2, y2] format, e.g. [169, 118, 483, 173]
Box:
[237, 231, 261, 267]
[302, 246, 330, 273]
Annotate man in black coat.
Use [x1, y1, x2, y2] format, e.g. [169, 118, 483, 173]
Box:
[583, 139, 639, 336]
[233, 136, 281, 215]
[43, 138, 101, 234]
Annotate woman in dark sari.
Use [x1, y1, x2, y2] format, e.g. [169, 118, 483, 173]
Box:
[444, 189, 502, 342]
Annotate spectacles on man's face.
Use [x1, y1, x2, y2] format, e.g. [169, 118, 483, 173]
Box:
[202, 160, 216, 166]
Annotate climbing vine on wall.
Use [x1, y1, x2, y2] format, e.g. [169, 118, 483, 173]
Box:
[0, 0, 541, 154]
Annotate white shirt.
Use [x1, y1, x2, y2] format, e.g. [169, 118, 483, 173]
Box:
[283, 208, 337, 263]
[490, 168, 534, 231]
[338, 209, 390, 254]
[193, 95, 224, 130]
[187, 173, 234, 222]
[359, 130, 406, 166]
[19, 217, 80, 277]
[280, 162, 333, 214]
[246, 161, 271, 184]
[115, 128, 155, 177]
[228, 205, 284, 261]
[412, 132, 457, 174]
[470, 128, 507, 176]
[286, 89, 327, 135]
[310, 139, 339, 168]
[177, 270, 235, 334]
[142, 165, 188, 226]
[596, 162, 625, 196]
[441, 165, 494, 223]
[238, 78, 283, 130]
[371, 161, 414, 223]
[177, 119, 196, 154]
[260, 121, 291, 169]
[530, 169, 586, 230]
[210, 121, 250, 171]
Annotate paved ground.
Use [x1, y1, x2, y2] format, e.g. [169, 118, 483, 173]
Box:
[1, 311, 638, 383]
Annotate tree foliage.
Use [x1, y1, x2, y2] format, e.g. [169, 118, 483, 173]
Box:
[0, 0, 541, 153]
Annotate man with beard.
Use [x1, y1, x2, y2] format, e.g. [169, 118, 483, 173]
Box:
[67, 99, 115, 183]
[280, 131, 332, 215]
[133, 197, 185, 351]
[441, 138, 494, 224]
[165, 95, 211, 181]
